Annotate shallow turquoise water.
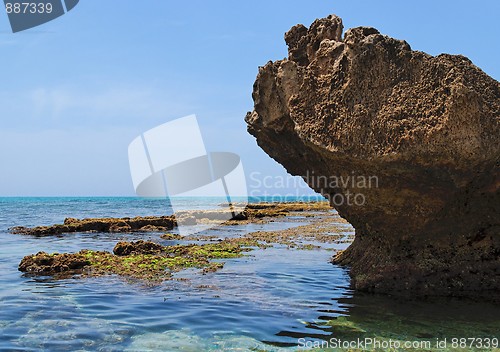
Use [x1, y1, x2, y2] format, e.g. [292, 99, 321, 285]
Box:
[0, 198, 498, 351]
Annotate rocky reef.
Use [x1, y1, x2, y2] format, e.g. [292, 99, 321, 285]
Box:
[10, 216, 177, 236]
[10, 202, 331, 236]
[246, 15, 500, 299]
[17, 205, 349, 282]
[18, 240, 249, 281]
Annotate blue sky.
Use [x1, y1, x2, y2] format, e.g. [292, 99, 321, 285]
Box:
[0, 0, 498, 196]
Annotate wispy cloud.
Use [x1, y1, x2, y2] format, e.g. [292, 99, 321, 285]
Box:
[33, 85, 193, 119]
[1, 84, 197, 130]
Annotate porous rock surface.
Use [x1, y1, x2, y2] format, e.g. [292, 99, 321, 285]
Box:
[246, 15, 500, 299]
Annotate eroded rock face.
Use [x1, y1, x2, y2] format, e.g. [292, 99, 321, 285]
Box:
[246, 15, 500, 299]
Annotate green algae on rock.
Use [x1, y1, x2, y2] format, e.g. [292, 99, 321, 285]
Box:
[17, 210, 350, 282]
[18, 240, 253, 282]
[160, 233, 182, 240]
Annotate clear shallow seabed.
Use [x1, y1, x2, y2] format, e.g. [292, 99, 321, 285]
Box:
[0, 197, 498, 351]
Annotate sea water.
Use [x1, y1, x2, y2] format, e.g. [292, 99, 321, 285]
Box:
[0, 197, 498, 351]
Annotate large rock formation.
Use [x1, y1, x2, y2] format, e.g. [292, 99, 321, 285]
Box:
[246, 15, 500, 299]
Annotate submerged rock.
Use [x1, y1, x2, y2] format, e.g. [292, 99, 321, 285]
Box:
[246, 15, 500, 299]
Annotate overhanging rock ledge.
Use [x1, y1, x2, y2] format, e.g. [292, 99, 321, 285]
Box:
[245, 14, 500, 300]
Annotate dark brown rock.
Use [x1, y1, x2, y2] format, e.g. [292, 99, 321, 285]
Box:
[19, 252, 90, 275]
[113, 240, 164, 256]
[10, 216, 176, 236]
[246, 15, 500, 299]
